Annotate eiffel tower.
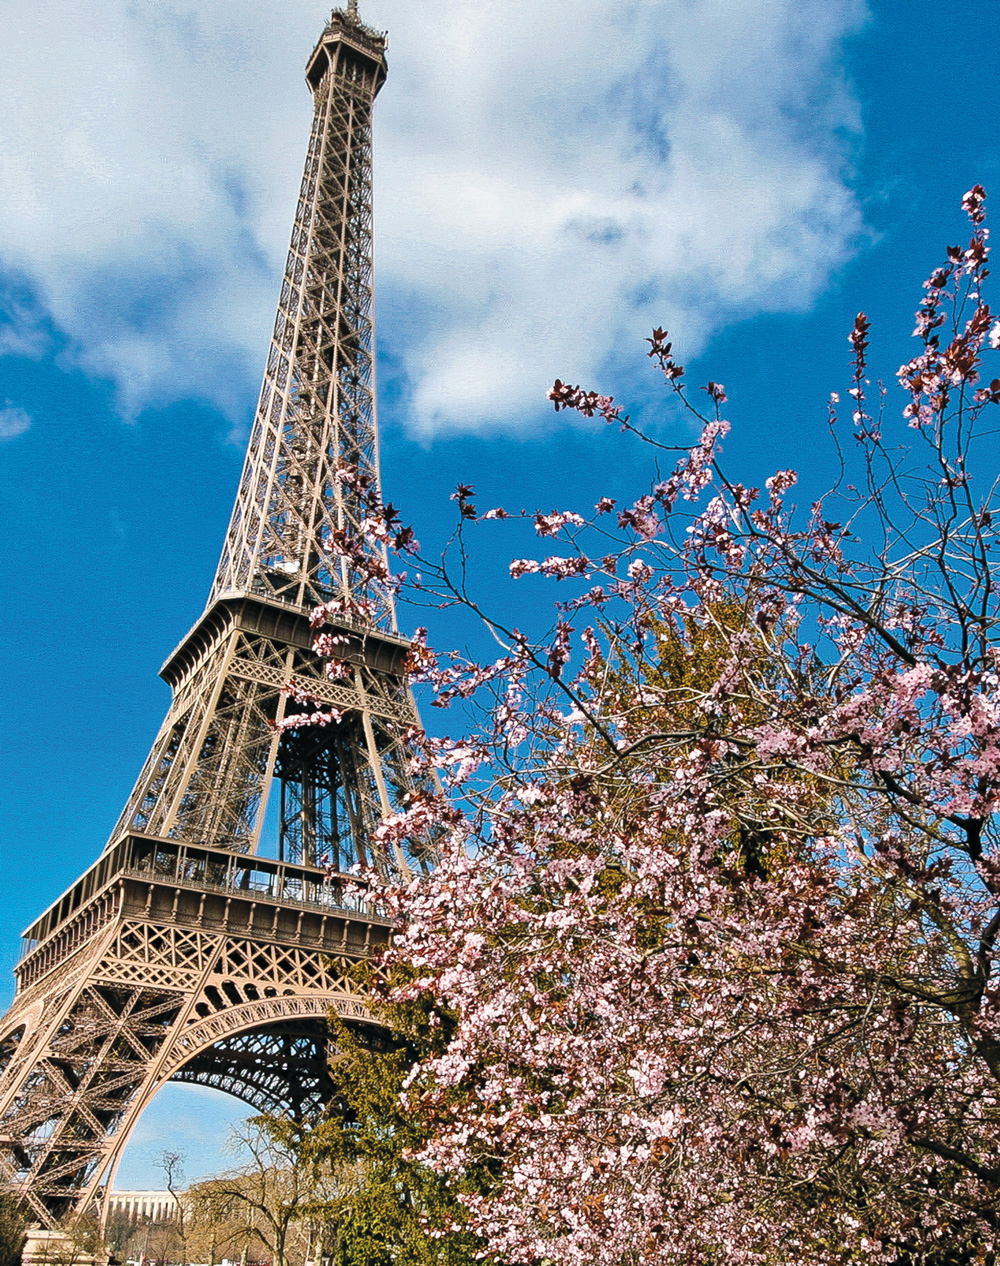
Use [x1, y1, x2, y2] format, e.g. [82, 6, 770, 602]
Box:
[0, 5, 429, 1229]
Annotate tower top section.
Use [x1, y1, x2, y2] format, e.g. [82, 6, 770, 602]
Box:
[307, 6, 388, 96]
[210, 0, 392, 625]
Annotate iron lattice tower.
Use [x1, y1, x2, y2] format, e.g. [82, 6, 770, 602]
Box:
[0, 8, 428, 1228]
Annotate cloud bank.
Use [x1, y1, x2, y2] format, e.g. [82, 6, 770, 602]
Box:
[0, 0, 868, 434]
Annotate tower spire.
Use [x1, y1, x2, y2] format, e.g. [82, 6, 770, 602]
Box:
[0, 10, 434, 1232]
[212, 3, 389, 625]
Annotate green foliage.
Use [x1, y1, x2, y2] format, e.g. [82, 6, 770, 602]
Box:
[310, 969, 489, 1266]
[601, 602, 839, 880]
[0, 1195, 26, 1266]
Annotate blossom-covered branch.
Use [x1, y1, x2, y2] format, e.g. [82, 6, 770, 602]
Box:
[306, 188, 1000, 1265]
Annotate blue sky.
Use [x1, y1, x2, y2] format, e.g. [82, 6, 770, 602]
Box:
[2, 0, 999, 1188]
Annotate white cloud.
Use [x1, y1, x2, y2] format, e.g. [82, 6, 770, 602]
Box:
[0, 406, 31, 441]
[0, 279, 48, 360]
[0, 0, 868, 434]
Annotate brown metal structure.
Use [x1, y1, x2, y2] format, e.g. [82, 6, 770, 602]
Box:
[0, 7, 427, 1228]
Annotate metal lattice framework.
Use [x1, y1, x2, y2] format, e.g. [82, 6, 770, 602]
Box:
[0, 7, 427, 1230]
[211, 3, 389, 625]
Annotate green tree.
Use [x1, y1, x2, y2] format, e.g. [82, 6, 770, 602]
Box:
[308, 980, 488, 1266]
[0, 1194, 25, 1266]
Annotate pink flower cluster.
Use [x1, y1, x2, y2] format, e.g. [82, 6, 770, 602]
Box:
[301, 190, 1000, 1264]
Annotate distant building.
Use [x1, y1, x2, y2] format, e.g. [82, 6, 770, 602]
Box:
[106, 1190, 180, 1223]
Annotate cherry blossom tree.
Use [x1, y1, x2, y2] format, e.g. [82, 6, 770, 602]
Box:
[296, 186, 1000, 1264]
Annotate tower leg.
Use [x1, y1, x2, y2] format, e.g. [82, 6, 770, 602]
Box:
[0, 906, 376, 1228]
